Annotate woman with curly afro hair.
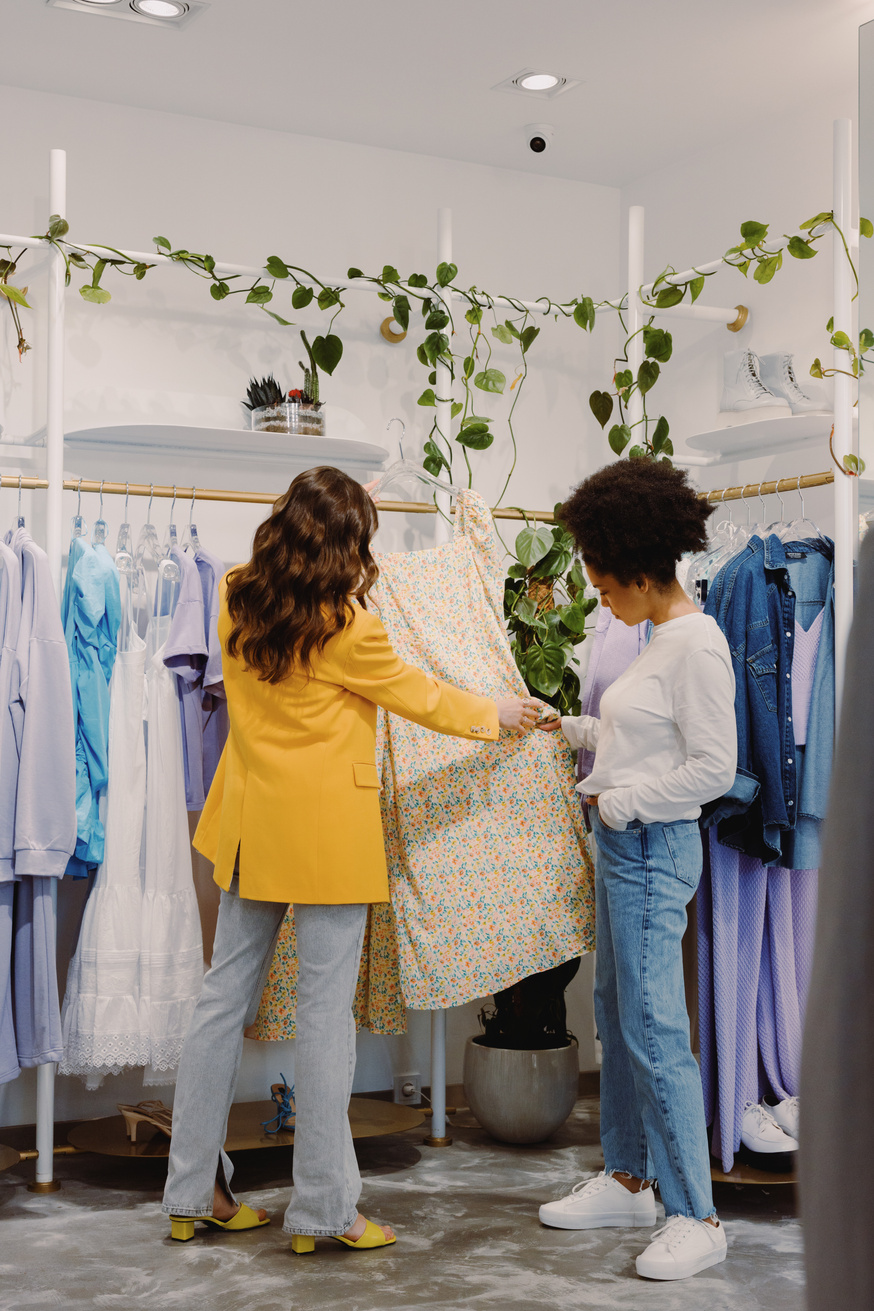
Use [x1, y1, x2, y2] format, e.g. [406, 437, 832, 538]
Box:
[536, 458, 737, 1282]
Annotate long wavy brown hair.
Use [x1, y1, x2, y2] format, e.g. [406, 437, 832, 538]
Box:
[225, 466, 379, 683]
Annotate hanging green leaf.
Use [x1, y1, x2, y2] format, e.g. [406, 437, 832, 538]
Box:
[503, 320, 521, 339]
[425, 308, 449, 331]
[47, 215, 70, 240]
[0, 284, 31, 308]
[392, 295, 411, 331]
[423, 331, 450, 364]
[408, 273, 429, 288]
[292, 286, 314, 309]
[614, 368, 633, 394]
[555, 598, 590, 638]
[436, 261, 458, 286]
[263, 309, 294, 326]
[347, 267, 364, 280]
[514, 596, 539, 625]
[134, 263, 149, 280]
[246, 285, 273, 304]
[153, 235, 171, 251]
[651, 415, 670, 454]
[451, 401, 463, 419]
[265, 256, 289, 279]
[689, 276, 706, 303]
[210, 281, 230, 300]
[859, 327, 874, 354]
[637, 360, 660, 394]
[655, 285, 684, 308]
[423, 439, 449, 476]
[473, 367, 506, 393]
[523, 642, 567, 696]
[643, 326, 673, 362]
[861, 218, 874, 239]
[459, 421, 490, 439]
[740, 220, 769, 247]
[753, 255, 780, 285]
[79, 285, 111, 304]
[787, 235, 816, 260]
[311, 333, 343, 375]
[491, 324, 515, 345]
[465, 304, 483, 324]
[520, 325, 540, 354]
[608, 423, 632, 455]
[844, 454, 866, 475]
[810, 358, 824, 378]
[418, 388, 437, 407]
[628, 445, 648, 460]
[515, 524, 554, 568]
[589, 390, 614, 429]
[457, 426, 494, 450]
[801, 211, 833, 231]
[736, 259, 751, 277]
[463, 355, 475, 379]
[317, 287, 341, 310]
[573, 297, 595, 331]
[381, 264, 400, 284]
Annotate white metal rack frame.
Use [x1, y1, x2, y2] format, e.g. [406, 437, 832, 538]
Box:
[0, 120, 856, 1185]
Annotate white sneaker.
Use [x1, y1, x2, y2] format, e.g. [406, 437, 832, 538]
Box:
[741, 1101, 798, 1153]
[764, 1094, 799, 1141]
[539, 1172, 657, 1230]
[636, 1215, 728, 1281]
[758, 352, 828, 414]
[721, 348, 787, 411]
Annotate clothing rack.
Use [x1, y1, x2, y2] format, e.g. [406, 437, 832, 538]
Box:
[701, 471, 835, 503]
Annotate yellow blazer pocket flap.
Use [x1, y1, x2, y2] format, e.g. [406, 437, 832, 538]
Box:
[353, 762, 382, 789]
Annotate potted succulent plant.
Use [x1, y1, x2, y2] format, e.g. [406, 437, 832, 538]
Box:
[242, 331, 326, 437]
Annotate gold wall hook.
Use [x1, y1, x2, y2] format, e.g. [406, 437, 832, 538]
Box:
[727, 305, 749, 333]
[380, 316, 407, 344]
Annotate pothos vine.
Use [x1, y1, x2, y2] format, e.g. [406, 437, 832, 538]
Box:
[1, 208, 871, 711]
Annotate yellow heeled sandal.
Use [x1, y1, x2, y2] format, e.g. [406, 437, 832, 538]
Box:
[169, 1205, 270, 1242]
[332, 1219, 396, 1250]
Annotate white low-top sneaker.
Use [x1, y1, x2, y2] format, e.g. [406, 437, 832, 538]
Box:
[636, 1215, 728, 1281]
[741, 1101, 798, 1153]
[539, 1172, 657, 1230]
[764, 1095, 799, 1141]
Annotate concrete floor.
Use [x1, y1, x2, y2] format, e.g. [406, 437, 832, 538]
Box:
[0, 1095, 804, 1311]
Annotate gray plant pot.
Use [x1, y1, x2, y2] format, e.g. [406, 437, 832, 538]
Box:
[462, 1035, 579, 1144]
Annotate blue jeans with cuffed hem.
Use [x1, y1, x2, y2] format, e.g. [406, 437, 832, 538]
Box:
[592, 809, 716, 1221]
[161, 878, 368, 1236]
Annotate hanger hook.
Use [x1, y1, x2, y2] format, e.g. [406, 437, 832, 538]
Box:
[17, 474, 22, 519]
[386, 417, 406, 461]
[774, 480, 786, 521]
[189, 486, 196, 525]
[147, 483, 154, 523]
[743, 484, 753, 525]
[76, 477, 83, 517]
[170, 485, 177, 524]
[124, 481, 129, 521]
[797, 474, 806, 519]
[757, 481, 767, 518]
[98, 480, 104, 520]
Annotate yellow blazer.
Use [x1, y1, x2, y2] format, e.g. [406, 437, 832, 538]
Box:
[193, 590, 500, 904]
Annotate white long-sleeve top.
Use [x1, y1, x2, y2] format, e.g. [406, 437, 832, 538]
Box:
[561, 611, 736, 831]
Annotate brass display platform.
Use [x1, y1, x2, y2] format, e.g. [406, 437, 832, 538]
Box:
[67, 1097, 425, 1159]
[0, 1143, 21, 1172]
[711, 1160, 795, 1186]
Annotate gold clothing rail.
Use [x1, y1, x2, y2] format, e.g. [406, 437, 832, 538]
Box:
[701, 470, 835, 503]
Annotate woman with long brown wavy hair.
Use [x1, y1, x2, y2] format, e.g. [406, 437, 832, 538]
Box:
[161, 466, 538, 1253]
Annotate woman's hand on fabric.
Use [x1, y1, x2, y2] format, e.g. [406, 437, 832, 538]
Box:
[497, 697, 541, 733]
[536, 709, 563, 732]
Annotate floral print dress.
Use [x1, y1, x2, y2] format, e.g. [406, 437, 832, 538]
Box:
[252, 491, 595, 1037]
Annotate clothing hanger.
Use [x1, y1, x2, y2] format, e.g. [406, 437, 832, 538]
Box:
[180, 487, 201, 553]
[91, 481, 108, 546]
[70, 478, 87, 539]
[15, 476, 24, 530]
[116, 482, 133, 558]
[163, 485, 179, 553]
[369, 419, 464, 500]
[781, 476, 826, 542]
[115, 484, 139, 655]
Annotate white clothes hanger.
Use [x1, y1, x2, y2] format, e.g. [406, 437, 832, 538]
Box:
[15, 476, 25, 531]
[70, 478, 87, 539]
[780, 476, 826, 542]
[369, 419, 464, 500]
[91, 481, 108, 546]
[179, 487, 201, 553]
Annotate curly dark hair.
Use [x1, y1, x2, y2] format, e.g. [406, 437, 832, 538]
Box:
[225, 466, 379, 683]
[559, 459, 714, 588]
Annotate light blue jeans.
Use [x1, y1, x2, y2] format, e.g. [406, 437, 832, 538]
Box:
[592, 809, 715, 1220]
[162, 877, 368, 1235]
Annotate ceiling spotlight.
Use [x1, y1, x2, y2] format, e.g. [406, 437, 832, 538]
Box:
[519, 73, 561, 92]
[131, 0, 188, 15]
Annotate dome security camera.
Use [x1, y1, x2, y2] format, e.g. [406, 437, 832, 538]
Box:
[525, 123, 555, 154]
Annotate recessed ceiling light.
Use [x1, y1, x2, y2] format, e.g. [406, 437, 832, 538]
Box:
[131, 0, 187, 15]
[492, 69, 580, 100]
[519, 73, 561, 92]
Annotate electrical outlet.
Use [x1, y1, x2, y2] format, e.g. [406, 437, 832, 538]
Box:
[393, 1072, 421, 1105]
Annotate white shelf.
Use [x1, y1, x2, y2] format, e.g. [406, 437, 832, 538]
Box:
[686, 412, 834, 459]
[62, 423, 389, 470]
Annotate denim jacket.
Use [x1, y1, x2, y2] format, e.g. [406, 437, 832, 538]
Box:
[704, 534, 834, 865]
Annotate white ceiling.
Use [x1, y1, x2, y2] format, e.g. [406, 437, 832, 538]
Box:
[2, 0, 872, 187]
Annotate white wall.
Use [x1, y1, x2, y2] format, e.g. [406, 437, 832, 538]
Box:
[619, 95, 859, 532]
[0, 84, 618, 1128]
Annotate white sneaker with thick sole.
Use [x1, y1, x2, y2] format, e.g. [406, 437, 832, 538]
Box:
[758, 353, 828, 414]
[539, 1172, 657, 1230]
[636, 1215, 728, 1281]
[764, 1094, 799, 1140]
[721, 348, 788, 412]
[741, 1101, 798, 1153]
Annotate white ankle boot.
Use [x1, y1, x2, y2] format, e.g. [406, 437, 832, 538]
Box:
[721, 349, 787, 412]
[757, 352, 827, 414]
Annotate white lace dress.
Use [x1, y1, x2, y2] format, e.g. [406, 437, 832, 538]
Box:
[60, 629, 149, 1085]
[139, 615, 203, 1084]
